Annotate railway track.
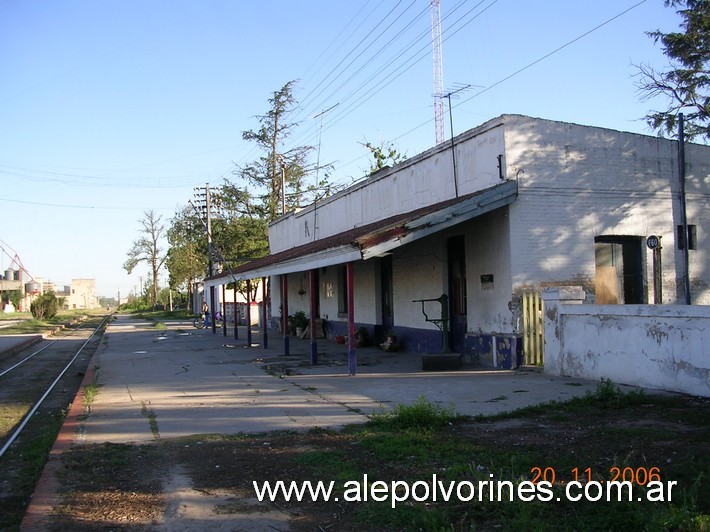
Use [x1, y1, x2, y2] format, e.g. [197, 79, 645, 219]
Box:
[0, 314, 110, 528]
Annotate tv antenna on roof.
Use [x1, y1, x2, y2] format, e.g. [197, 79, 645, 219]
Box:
[443, 83, 473, 197]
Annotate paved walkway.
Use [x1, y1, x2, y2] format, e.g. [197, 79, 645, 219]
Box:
[16, 314, 614, 530]
[72, 315, 606, 443]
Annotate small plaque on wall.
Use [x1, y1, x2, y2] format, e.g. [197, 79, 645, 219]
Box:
[481, 274, 494, 290]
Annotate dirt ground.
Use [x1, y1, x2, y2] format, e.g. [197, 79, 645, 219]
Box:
[47, 392, 709, 531]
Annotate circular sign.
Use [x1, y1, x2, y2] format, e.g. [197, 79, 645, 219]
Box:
[646, 235, 660, 249]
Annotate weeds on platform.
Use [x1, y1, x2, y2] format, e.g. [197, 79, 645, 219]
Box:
[368, 394, 463, 429]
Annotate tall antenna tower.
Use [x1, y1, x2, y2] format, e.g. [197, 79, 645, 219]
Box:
[431, 0, 445, 145]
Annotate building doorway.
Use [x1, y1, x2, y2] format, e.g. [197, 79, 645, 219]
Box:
[380, 255, 394, 337]
[448, 235, 467, 352]
[594, 236, 644, 304]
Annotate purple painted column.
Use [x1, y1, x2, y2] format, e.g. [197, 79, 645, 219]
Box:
[261, 277, 268, 349]
[246, 279, 253, 347]
[309, 269, 318, 365]
[347, 262, 356, 376]
[282, 275, 290, 356]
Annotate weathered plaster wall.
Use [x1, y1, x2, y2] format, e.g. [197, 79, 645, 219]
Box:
[543, 287, 710, 397]
[268, 120, 506, 254]
[465, 207, 514, 335]
[271, 262, 379, 331]
[504, 114, 710, 305]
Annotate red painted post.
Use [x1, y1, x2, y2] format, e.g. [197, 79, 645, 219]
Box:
[347, 262, 356, 375]
[309, 269, 318, 365]
[221, 283, 227, 337]
[282, 275, 290, 356]
[246, 279, 253, 347]
[261, 277, 268, 349]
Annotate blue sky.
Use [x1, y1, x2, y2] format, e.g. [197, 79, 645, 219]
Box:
[0, 0, 681, 298]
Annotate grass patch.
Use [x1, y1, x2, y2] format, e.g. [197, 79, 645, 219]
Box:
[369, 395, 464, 429]
[82, 383, 101, 406]
[49, 391, 708, 530]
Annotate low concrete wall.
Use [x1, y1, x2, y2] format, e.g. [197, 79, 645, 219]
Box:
[542, 287, 710, 398]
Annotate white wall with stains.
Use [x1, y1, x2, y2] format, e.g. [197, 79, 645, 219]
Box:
[543, 287, 710, 397]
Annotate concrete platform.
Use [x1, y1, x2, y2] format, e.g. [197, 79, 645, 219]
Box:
[20, 314, 639, 530]
[71, 314, 608, 444]
[0, 333, 43, 358]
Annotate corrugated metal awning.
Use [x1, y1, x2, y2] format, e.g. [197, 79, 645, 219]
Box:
[204, 180, 517, 288]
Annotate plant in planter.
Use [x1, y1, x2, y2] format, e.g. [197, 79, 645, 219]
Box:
[288, 311, 308, 336]
[380, 330, 399, 352]
[354, 327, 370, 347]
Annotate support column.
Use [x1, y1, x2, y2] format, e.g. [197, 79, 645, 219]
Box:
[261, 277, 268, 349]
[246, 279, 253, 347]
[282, 275, 290, 356]
[347, 262, 356, 376]
[221, 284, 227, 337]
[309, 269, 318, 365]
[210, 285, 216, 334]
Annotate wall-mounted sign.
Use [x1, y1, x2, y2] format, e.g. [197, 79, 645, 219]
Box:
[481, 274, 494, 290]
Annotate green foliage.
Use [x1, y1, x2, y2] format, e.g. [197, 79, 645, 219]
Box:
[369, 395, 462, 429]
[288, 310, 308, 332]
[636, 0, 710, 141]
[360, 139, 407, 174]
[3, 289, 21, 309]
[236, 80, 324, 222]
[30, 292, 59, 320]
[165, 205, 207, 293]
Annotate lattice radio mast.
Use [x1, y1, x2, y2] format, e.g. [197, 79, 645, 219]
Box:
[431, 0, 445, 145]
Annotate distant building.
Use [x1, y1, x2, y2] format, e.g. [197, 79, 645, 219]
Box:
[63, 279, 99, 309]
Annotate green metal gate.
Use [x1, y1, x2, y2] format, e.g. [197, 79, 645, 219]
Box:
[522, 291, 544, 365]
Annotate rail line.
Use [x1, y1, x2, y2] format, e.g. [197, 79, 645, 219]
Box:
[0, 314, 110, 460]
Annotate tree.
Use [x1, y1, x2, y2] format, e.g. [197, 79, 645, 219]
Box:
[636, 0, 710, 142]
[124, 210, 167, 308]
[360, 139, 407, 174]
[165, 205, 207, 303]
[30, 292, 59, 320]
[235, 80, 325, 222]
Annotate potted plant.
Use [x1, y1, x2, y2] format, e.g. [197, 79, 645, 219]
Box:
[289, 311, 308, 336]
[380, 330, 399, 352]
[354, 327, 370, 347]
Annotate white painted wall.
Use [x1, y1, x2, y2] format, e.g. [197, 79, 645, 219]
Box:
[264, 114, 710, 343]
[268, 120, 506, 254]
[465, 208, 514, 334]
[392, 233, 447, 332]
[503, 115, 710, 304]
[543, 287, 710, 397]
[271, 261, 378, 325]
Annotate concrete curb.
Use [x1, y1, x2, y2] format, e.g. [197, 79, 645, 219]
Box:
[19, 342, 100, 530]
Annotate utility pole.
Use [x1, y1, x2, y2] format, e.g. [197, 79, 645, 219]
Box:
[194, 184, 216, 329]
[678, 114, 691, 304]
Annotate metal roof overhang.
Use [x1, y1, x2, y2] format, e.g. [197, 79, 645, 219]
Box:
[357, 179, 517, 260]
[204, 180, 517, 288]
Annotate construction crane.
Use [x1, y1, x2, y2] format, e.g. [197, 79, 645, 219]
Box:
[0, 239, 33, 281]
[431, 0, 445, 145]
